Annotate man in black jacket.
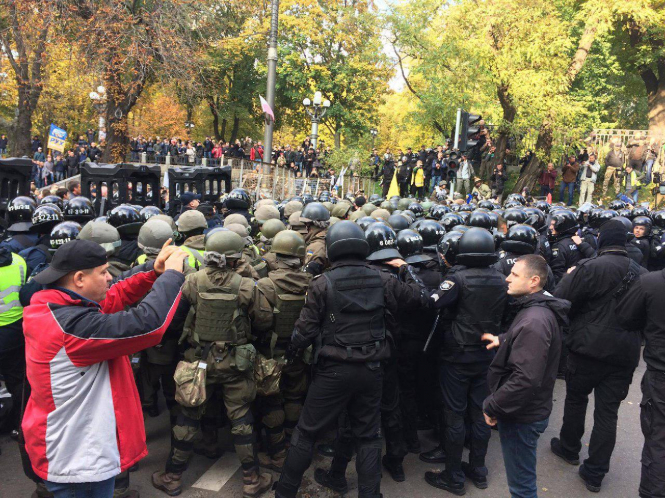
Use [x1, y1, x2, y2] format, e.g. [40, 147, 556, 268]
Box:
[375, 160, 395, 198]
[616, 264, 665, 498]
[551, 219, 646, 492]
[482, 254, 569, 498]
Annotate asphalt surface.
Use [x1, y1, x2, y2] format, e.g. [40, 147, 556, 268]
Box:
[0, 359, 645, 498]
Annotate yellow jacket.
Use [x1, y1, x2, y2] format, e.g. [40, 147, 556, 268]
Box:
[411, 166, 424, 187]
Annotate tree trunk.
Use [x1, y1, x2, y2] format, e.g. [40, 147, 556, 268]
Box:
[647, 84, 665, 137]
[229, 114, 240, 144]
[208, 98, 221, 140]
[13, 106, 32, 158]
[103, 102, 130, 163]
[334, 129, 341, 149]
[514, 118, 553, 194]
[492, 84, 517, 168]
[220, 118, 227, 143]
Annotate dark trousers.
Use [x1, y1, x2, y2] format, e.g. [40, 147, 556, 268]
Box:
[276, 360, 383, 498]
[440, 360, 492, 484]
[639, 369, 665, 498]
[0, 341, 26, 431]
[399, 182, 409, 197]
[382, 183, 390, 198]
[559, 354, 634, 484]
[498, 418, 549, 498]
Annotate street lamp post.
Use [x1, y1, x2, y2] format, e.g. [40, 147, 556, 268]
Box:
[370, 127, 378, 150]
[303, 91, 330, 150]
[88, 85, 107, 141]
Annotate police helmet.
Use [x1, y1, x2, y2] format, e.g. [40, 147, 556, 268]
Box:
[501, 224, 538, 255]
[506, 193, 526, 205]
[534, 200, 550, 213]
[468, 211, 492, 230]
[550, 209, 579, 236]
[429, 205, 451, 221]
[408, 203, 424, 218]
[652, 210, 665, 229]
[397, 229, 431, 264]
[441, 213, 464, 232]
[50, 221, 82, 252]
[64, 197, 95, 223]
[271, 230, 306, 258]
[478, 200, 495, 210]
[609, 200, 627, 211]
[631, 206, 651, 220]
[139, 205, 163, 223]
[417, 220, 445, 250]
[523, 207, 546, 231]
[300, 202, 331, 223]
[503, 208, 528, 229]
[108, 205, 142, 236]
[437, 230, 464, 266]
[633, 216, 652, 234]
[7, 196, 37, 231]
[40, 195, 65, 211]
[387, 214, 409, 233]
[31, 204, 64, 234]
[225, 188, 251, 209]
[365, 223, 401, 261]
[456, 227, 498, 267]
[357, 216, 378, 232]
[302, 193, 314, 206]
[326, 220, 370, 262]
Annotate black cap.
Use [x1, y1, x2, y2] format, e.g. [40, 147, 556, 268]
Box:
[180, 192, 201, 205]
[34, 240, 108, 284]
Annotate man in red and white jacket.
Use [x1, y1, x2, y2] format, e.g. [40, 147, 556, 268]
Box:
[22, 239, 187, 496]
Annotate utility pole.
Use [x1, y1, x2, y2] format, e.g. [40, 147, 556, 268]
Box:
[262, 0, 279, 177]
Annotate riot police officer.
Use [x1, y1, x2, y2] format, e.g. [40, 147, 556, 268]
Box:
[153, 230, 273, 498]
[549, 210, 596, 283]
[107, 204, 143, 268]
[632, 215, 652, 268]
[223, 188, 253, 224]
[252, 230, 311, 472]
[299, 202, 331, 276]
[63, 196, 96, 225]
[19, 204, 63, 273]
[275, 221, 429, 498]
[0, 196, 38, 253]
[425, 227, 507, 495]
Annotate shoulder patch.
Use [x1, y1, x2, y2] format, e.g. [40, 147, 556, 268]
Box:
[439, 280, 455, 291]
[552, 248, 559, 257]
[499, 251, 506, 259]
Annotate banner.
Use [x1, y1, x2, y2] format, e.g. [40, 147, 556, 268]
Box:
[47, 124, 67, 153]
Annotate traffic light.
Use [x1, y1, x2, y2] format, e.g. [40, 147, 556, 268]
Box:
[454, 108, 483, 152]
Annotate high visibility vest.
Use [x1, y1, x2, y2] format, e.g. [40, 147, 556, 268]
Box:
[181, 246, 204, 269]
[0, 253, 27, 326]
[135, 254, 148, 265]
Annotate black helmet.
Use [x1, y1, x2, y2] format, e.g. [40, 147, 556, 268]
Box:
[631, 206, 651, 220]
[458, 211, 471, 225]
[534, 200, 550, 213]
[609, 200, 627, 211]
[302, 193, 314, 205]
[598, 209, 619, 227]
[63, 197, 95, 223]
[478, 200, 494, 210]
[417, 220, 445, 249]
[501, 224, 538, 255]
[588, 208, 605, 229]
[523, 207, 546, 231]
[550, 210, 579, 236]
[108, 204, 142, 236]
[7, 196, 37, 231]
[429, 204, 450, 220]
[615, 216, 635, 241]
[485, 210, 499, 229]
[300, 202, 331, 223]
[326, 220, 370, 262]
[408, 203, 424, 218]
[397, 229, 431, 264]
[441, 213, 464, 232]
[468, 211, 492, 230]
[653, 210, 665, 229]
[458, 203, 474, 213]
[31, 204, 64, 234]
[357, 216, 378, 232]
[633, 215, 652, 234]
[618, 208, 632, 219]
[503, 208, 528, 229]
[226, 188, 251, 209]
[503, 200, 522, 209]
[365, 223, 401, 261]
[387, 214, 409, 232]
[494, 230, 506, 251]
[50, 221, 82, 252]
[139, 205, 163, 223]
[437, 230, 464, 266]
[506, 193, 526, 205]
[40, 195, 64, 211]
[456, 227, 498, 267]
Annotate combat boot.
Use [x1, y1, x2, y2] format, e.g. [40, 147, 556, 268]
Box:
[258, 449, 287, 472]
[152, 471, 182, 496]
[242, 468, 272, 498]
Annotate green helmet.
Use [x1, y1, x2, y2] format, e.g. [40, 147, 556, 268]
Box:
[177, 210, 207, 232]
[284, 200, 304, 219]
[254, 205, 281, 225]
[397, 198, 411, 210]
[322, 201, 334, 213]
[78, 221, 121, 256]
[329, 216, 341, 226]
[205, 230, 244, 258]
[261, 219, 286, 240]
[421, 201, 433, 213]
[224, 213, 249, 228]
[150, 214, 177, 231]
[271, 230, 306, 258]
[226, 223, 250, 238]
[138, 219, 174, 251]
[371, 208, 391, 221]
[288, 211, 306, 233]
[349, 210, 365, 222]
[362, 203, 378, 216]
[380, 201, 394, 213]
[255, 199, 277, 210]
[332, 203, 352, 219]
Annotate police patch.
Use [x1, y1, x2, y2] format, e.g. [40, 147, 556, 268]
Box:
[439, 280, 455, 291]
[499, 251, 506, 259]
[552, 248, 559, 257]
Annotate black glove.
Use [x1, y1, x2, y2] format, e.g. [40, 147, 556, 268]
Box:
[285, 343, 300, 364]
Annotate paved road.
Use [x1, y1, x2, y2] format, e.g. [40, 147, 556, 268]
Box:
[1, 359, 645, 498]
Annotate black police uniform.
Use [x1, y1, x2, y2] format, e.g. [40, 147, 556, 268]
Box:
[648, 230, 665, 271]
[537, 230, 553, 264]
[275, 259, 428, 498]
[616, 269, 665, 498]
[553, 236, 646, 489]
[550, 235, 595, 283]
[376, 162, 395, 198]
[429, 263, 507, 487]
[632, 236, 650, 268]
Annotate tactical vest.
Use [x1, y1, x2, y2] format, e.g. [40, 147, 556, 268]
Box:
[0, 253, 27, 326]
[135, 253, 148, 265]
[192, 271, 250, 344]
[450, 267, 507, 348]
[270, 278, 306, 339]
[321, 264, 386, 358]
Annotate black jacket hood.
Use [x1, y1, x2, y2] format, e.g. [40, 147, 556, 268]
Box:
[515, 291, 570, 327]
